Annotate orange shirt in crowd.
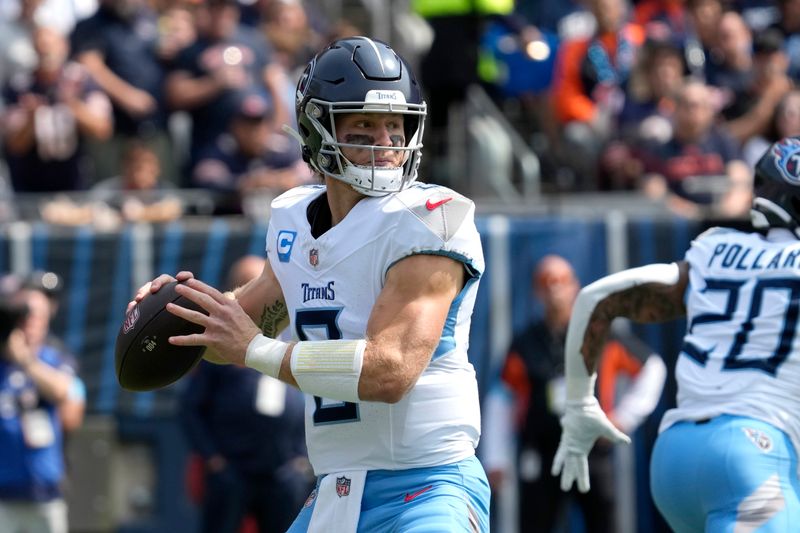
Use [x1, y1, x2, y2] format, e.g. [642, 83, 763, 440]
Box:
[551, 23, 646, 124]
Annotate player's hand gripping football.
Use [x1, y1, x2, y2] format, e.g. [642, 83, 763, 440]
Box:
[551, 396, 630, 493]
[164, 277, 262, 366]
[126, 271, 192, 314]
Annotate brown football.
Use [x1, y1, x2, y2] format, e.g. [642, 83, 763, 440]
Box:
[115, 281, 206, 391]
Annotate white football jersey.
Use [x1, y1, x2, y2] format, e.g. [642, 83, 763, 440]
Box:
[660, 227, 800, 455]
[265, 183, 484, 474]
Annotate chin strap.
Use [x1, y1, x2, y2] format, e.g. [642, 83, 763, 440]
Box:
[283, 124, 315, 166]
[281, 124, 303, 145]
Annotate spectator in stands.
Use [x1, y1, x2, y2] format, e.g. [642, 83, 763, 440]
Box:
[742, 89, 800, 167]
[91, 140, 184, 223]
[155, 3, 197, 68]
[70, 0, 177, 184]
[261, 0, 322, 77]
[40, 141, 184, 227]
[165, 0, 291, 174]
[620, 38, 684, 136]
[2, 26, 112, 192]
[180, 254, 313, 533]
[683, 0, 724, 78]
[639, 79, 752, 219]
[550, 0, 647, 190]
[191, 90, 311, 215]
[489, 255, 666, 532]
[768, 0, 800, 82]
[721, 28, 793, 146]
[705, 11, 753, 108]
[632, 0, 688, 44]
[0, 276, 86, 533]
[603, 38, 684, 190]
[16, 270, 85, 442]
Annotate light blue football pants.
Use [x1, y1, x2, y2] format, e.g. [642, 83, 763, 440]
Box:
[651, 415, 800, 532]
[287, 455, 490, 532]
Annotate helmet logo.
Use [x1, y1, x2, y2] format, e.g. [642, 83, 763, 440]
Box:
[365, 90, 407, 104]
[772, 138, 800, 184]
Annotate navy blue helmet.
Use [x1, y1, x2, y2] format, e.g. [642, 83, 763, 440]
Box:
[293, 37, 426, 196]
[752, 136, 800, 236]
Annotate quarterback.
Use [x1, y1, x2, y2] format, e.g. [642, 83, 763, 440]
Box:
[552, 137, 800, 531]
[129, 37, 489, 532]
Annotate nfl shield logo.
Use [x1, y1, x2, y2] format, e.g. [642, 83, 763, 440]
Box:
[335, 476, 351, 498]
[309, 248, 319, 267]
[122, 305, 140, 334]
[303, 489, 317, 508]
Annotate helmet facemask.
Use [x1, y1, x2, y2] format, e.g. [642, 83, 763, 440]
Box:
[302, 94, 426, 197]
[291, 37, 428, 197]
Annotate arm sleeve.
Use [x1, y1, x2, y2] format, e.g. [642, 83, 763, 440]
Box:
[611, 354, 667, 433]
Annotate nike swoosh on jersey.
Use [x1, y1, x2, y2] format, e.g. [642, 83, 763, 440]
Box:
[426, 197, 453, 210]
[404, 485, 434, 503]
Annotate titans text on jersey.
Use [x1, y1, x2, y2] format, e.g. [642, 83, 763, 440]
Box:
[301, 282, 335, 303]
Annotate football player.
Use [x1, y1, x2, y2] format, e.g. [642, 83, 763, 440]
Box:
[129, 37, 489, 532]
[552, 137, 800, 531]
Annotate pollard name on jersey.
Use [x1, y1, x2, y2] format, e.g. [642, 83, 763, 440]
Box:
[661, 227, 800, 459]
[265, 183, 484, 474]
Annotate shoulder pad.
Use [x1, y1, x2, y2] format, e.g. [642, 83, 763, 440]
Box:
[396, 186, 474, 242]
[271, 184, 324, 209]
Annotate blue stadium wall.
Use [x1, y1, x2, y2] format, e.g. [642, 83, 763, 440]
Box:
[0, 213, 705, 532]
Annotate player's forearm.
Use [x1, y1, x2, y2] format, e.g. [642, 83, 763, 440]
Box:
[566, 263, 684, 381]
[69, 99, 112, 140]
[78, 52, 142, 106]
[249, 334, 428, 404]
[356, 338, 430, 403]
[25, 361, 74, 404]
[60, 396, 85, 432]
[165, 74, 223, 110]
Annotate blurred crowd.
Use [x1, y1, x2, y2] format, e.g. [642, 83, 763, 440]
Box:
[474, 0, 799, 219]
[0, 0, 797, 225]
[0, 0, 350, 226]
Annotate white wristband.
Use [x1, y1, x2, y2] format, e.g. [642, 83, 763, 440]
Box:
[244, 334, 289, 378]
[290, 339, 366, 403]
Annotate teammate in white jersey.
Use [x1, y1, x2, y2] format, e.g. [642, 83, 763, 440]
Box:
[551, 136, 800, 531]
[128, 37, 489, 532]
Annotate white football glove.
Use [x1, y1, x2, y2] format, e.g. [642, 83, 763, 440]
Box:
[551, 395, 630, 493]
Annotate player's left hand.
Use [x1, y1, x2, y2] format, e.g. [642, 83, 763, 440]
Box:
[166, 277, 262, 366]
[551, 396, 630, 493]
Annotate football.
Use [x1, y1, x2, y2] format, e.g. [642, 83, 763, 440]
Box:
[115, 281, 207, 391]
